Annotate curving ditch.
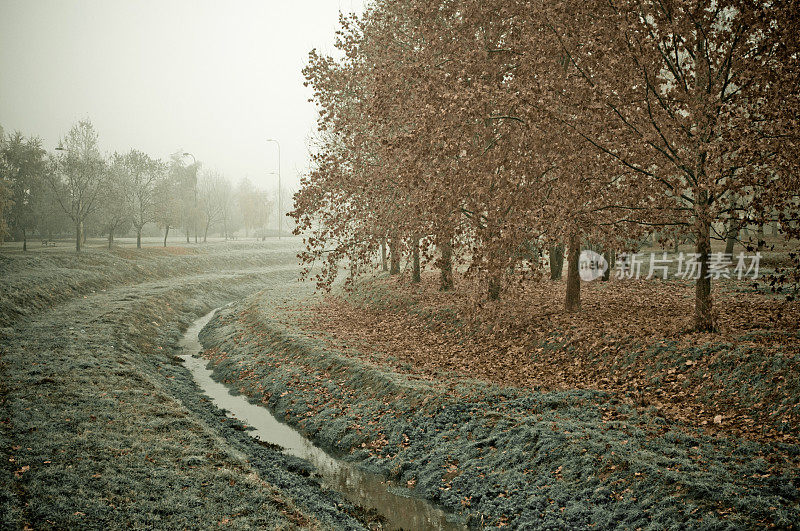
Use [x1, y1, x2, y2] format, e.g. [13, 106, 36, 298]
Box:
[180, 310, 465, 531]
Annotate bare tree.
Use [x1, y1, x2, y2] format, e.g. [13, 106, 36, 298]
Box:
[49, 119, 106, 252]
[115, 149, 164, 249]
[163, 152, 195, 245]
[0, 128, 13, 244]
[154, 170, 181, 247]
[218, 177, 235, 240]
[0, 179, 11, 245]
[197, 170, 229, 242]
[97, 156, 132, 249]
[1, 131, 48, 251]
[236, 177, 272, 238]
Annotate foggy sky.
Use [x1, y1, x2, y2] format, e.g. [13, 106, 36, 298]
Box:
[0, 0, 364, 194]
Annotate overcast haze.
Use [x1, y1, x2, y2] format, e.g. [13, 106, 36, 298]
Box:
[0, 0, 364, 193]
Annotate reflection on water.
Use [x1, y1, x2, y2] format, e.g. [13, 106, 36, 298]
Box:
[180, 311, 465, 531]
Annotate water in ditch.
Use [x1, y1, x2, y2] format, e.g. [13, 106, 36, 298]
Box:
[179, 310, 465, 531]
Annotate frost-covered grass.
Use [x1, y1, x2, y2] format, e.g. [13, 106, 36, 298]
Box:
[0, 241, 372, 529]
[201, 294, 800, 529]
[0, 240, 300, 328]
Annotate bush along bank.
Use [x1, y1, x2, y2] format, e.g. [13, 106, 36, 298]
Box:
[0, 269, 371, 529]
[200, 295, 800, 529]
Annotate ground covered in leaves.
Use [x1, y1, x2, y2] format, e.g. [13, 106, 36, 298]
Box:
[199, 268, 800, 528]
[311, 273, 800, 447]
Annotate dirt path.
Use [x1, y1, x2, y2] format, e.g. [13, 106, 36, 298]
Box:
[0, 247, 371, 529]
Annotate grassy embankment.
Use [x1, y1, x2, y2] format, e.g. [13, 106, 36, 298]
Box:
[0, 242, 374, 529]
[0, 243, 301, 328]
[200, 267, 800, 529]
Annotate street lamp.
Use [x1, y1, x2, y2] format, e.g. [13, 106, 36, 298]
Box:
[182, 152, 198, 244]
[266, 139, 281, 238]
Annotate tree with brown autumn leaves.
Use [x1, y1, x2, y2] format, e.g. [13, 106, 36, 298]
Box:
[293, 0, 799, 330]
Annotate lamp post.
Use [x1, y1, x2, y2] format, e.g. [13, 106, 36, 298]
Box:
[182, 152, 198, 244]
[266, 139, 281, 238]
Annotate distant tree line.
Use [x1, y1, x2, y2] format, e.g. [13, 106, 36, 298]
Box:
[0, 119, 275, 251]
[293, 0, 799, 332]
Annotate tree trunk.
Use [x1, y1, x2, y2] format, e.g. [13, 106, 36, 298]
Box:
[488, 275, 501, 301]
[724, 218, 739, 255]
[565, 232, 581, 312]
[108, 230, 113, 250]
[549, 244, 564, 280]
[487, 245, 502, 300]
[756, 223, 765, 251]
[389, 236, 401, 275]
[204, 221, 209, 243]
[349, 256, 358, 281]
[186, 230, 190, 244]
[380, 239, 388, 272]
[136, 228, 142, 249]
[694, 216, 713, 332]
[411, 235, 421, 283]
[75, 221, 81, 252]
[691, 32, 714, 332]
[602, 249, 615, 281]
[486, 219, 503, 300]
[22, 228, 26, 252]
[164, 225, 170, 247]
[438, 234, 454, 291]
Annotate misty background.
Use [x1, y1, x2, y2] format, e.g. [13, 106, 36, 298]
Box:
[0, 0, 364, 193]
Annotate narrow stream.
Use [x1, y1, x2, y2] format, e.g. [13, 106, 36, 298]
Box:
[179, 310, 465, 531]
